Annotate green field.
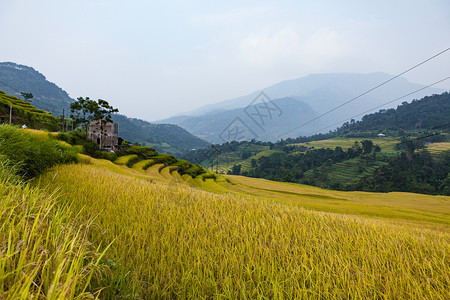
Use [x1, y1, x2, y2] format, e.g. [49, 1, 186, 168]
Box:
[200, 144, 282, 173]
[203, 137, 400, 175]
[293, 137, 400, 152]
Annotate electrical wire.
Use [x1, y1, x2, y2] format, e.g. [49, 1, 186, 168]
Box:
[303, 76, 450, 136]
[277, 47, 450, 138]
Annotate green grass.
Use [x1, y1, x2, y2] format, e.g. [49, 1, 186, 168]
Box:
[0, 125, 78, 178]
[202, 146, 282, 174]
[303, 156, 389, 187]
[0, 91, 59, 131]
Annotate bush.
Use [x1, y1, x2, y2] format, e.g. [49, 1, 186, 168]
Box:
[126, 156, 141, 167]
[116, 146, 157, 159]
[56, 130, 88, 145]
[0, 125, 78, 178]
[83, 141, 100, 156]
[97, 151, 118, 161]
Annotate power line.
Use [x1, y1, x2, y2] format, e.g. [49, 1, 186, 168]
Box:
[0, 79, 21, 93]
[277, 47, 450, 138]
[379, 128, 450, 149]
[304, 76, 450, 136]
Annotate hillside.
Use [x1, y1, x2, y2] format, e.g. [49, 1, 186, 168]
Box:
[0, 62, 73, 116]
[160, 72, 445, 142]
[182, 93, 450, 194]
[0, 90, 59, 130]
[0, 62, 209, 155]
[111, 114, 209, 154]
[1, 126, 449, 298]
[337, 92, 450, 135]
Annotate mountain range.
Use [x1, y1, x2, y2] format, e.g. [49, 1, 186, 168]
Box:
[0, 62, 72, 116]
[160, 72, 445, 143]
[0, 62, 209, 154]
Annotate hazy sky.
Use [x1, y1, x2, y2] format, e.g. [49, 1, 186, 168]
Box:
[1, 0, 449, 121]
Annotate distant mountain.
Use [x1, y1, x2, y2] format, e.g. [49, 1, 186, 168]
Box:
[111, 114, 209, 154]
[160, 72, 445, 142]
[172, 97, 318, 143]
[0, 62, 209, 155]
[0, 62, 73, 116]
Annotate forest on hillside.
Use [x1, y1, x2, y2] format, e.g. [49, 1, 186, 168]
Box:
[182, 93, 450, 195]
[336, 92, 450, 136]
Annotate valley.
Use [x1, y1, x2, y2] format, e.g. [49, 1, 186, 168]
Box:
[0, 69, 449, 299]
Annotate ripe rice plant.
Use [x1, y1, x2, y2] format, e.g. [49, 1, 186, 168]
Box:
[39, 160, 450, 299]
[0, 162, 107, 299]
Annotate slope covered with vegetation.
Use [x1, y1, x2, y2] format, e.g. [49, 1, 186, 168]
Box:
[39, 155, 450, 299]
[183, 93, 450, 194]
[1, 125, 449, 298]
[0, 63, 210, 155]
[337, 92, 450, 135]
[0, 62, 73, 116]
[112, 114, 209, 155]
[0, 90, 59, 131]
[0, 126, 105, 298]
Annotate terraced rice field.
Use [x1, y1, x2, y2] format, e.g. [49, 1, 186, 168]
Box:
[426, 142, 450, 155]
[36, 155, 450, 298]
[113, 155, 449, 228]
[304, 157, 388, 186]
[293, 137, 399, 152]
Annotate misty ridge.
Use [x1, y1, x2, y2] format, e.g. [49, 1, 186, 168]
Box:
[159, 72, 444, 143]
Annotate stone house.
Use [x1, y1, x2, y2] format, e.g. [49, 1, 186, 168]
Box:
[88, 119, 119, 150]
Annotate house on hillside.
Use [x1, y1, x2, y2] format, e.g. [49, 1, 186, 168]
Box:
[88, 119, 119, 150]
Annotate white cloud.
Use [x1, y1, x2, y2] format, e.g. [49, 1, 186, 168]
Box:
[301, 28, 347, 65]
[239, 26, 302, 64]
[238, 26, 347, 68]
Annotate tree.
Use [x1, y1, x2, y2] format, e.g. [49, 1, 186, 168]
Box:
[20, 92, 33, 102]
[361, 140, 374, 154]
[70, 97, 97, 134]
[229, 164, 241, 175]
[92, 99, 119, 149]
[70, 98, 118, 148]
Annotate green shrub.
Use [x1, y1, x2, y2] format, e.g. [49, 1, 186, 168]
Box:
[0, 125, 78, 178]
[151, 153, 177, 165]
[56, 130, 88, 145]
[83, 141, 100, 156]
[116, 146, 158, 159]
[98, 151, 118, 161]
[126, 156, 141, 168]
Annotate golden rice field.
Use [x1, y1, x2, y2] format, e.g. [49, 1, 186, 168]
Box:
[35, 157, 450, 299]
[0, 168, 106, 299]
[426, 142, 450, 155]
